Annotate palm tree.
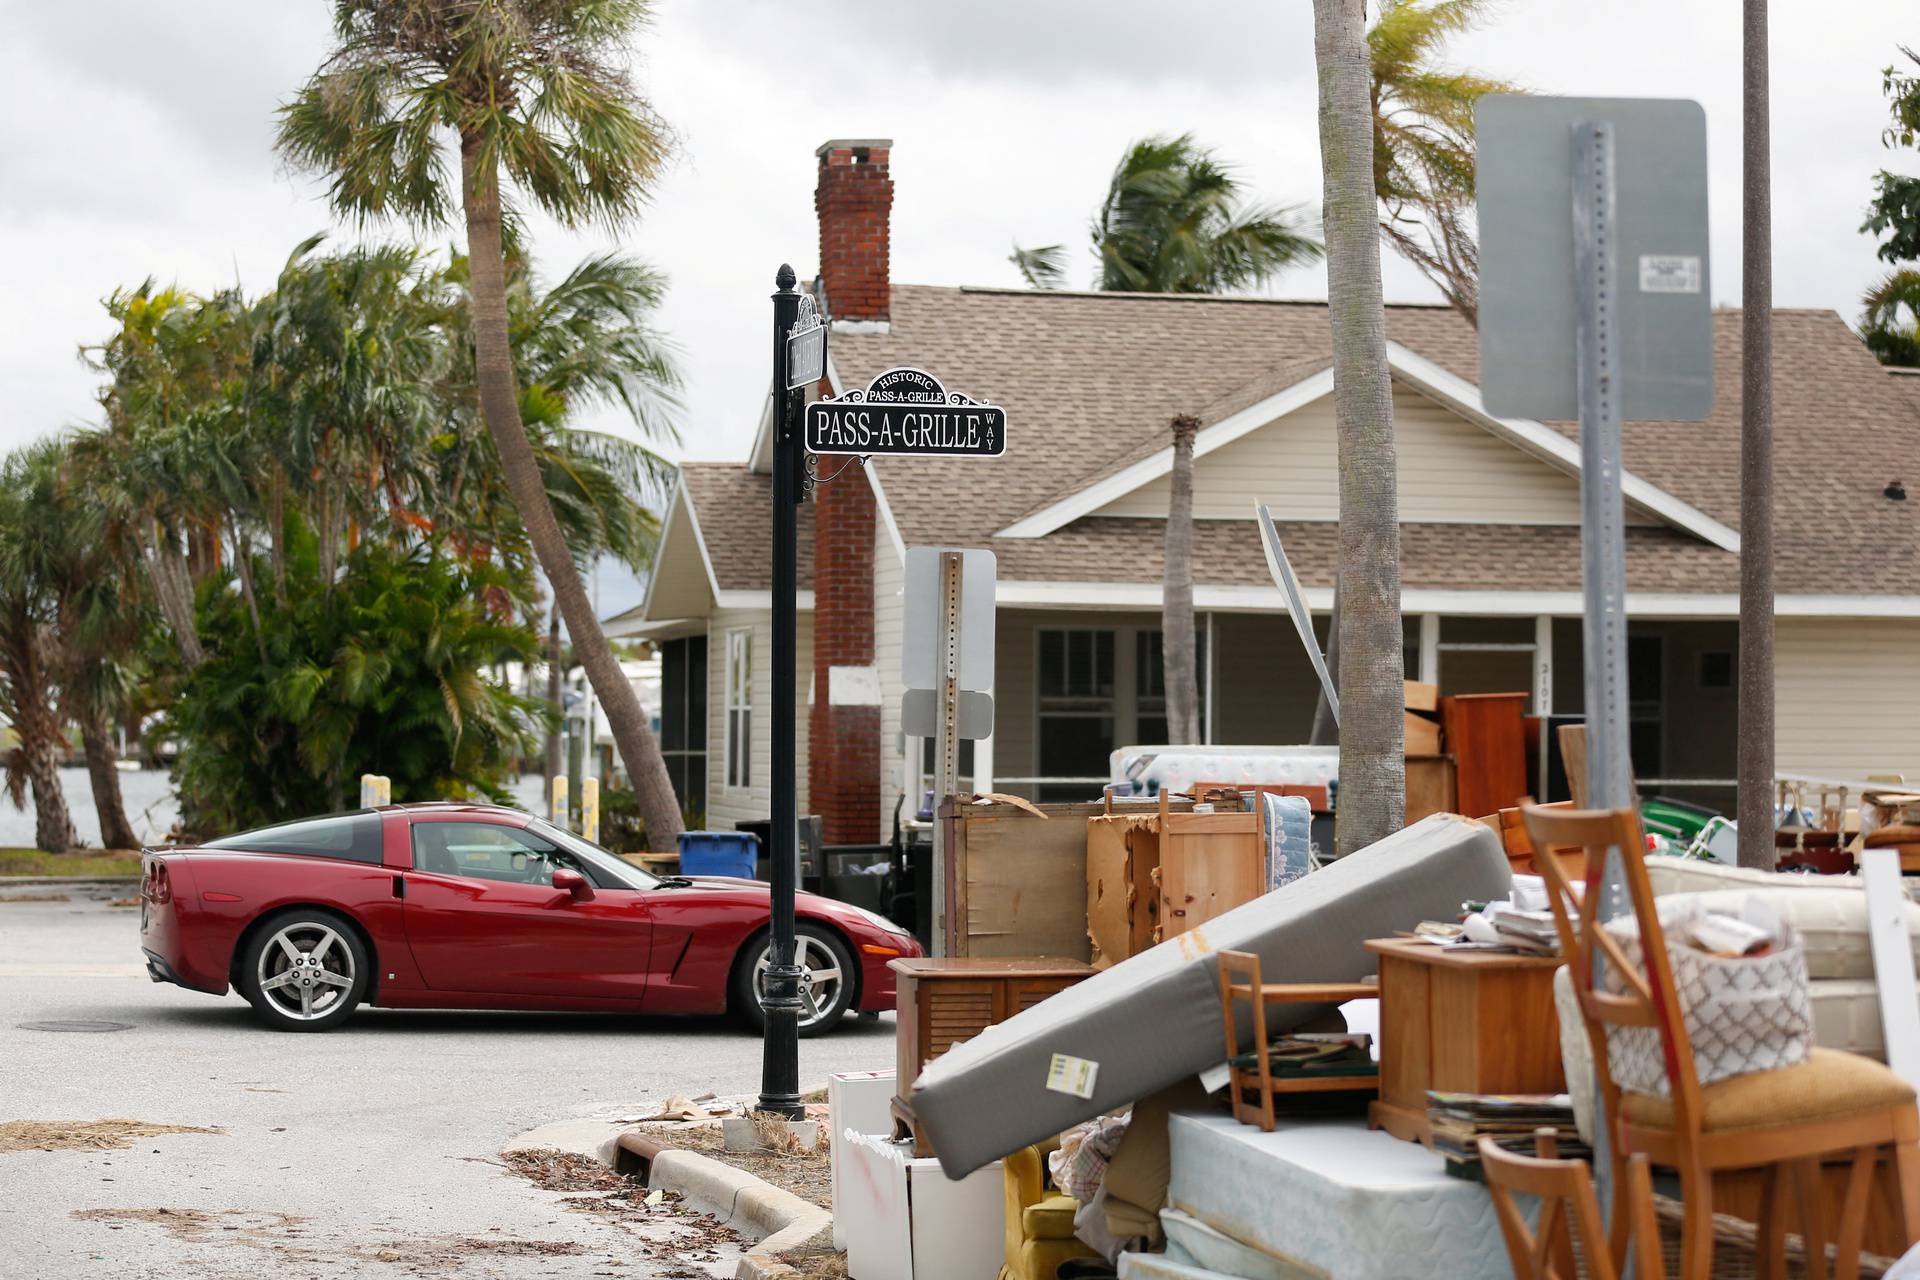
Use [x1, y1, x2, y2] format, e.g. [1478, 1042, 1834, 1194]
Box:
[0, 443, 79, 852]
[277, 0, 685, 851]
[1861, 270, 1920, 367]
[1012, 134, 1323, 292]
[1315, 0, 1407, 854]
[1368, 0, 1514, 325]
[1162, 415, 1202, 746]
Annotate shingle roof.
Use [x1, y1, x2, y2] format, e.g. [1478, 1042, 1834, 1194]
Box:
[680, 462, 813, 592]
[687, 285, 1919, 598]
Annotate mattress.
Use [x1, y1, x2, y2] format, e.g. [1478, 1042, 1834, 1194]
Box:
[1165, 1111, 1512, 1279]
[909, 813, 1511, 1178]
[1118, 1252, 1271, 1280]
[1160, 1207, 1325, 1280]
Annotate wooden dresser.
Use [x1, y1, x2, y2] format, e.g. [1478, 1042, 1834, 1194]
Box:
[889, 957, 1095, 1093]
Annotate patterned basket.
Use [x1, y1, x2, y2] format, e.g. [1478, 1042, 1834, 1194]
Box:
[1601, 895, 1813, 1097]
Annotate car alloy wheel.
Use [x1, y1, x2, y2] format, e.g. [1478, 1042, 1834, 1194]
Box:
[256, 922, 356, 1023]
[753, 930, 848, 1032]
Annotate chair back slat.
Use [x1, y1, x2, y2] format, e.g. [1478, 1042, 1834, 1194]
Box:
[1479, 1132, 1643, 1280]
[1521, 804, 1707, 1145]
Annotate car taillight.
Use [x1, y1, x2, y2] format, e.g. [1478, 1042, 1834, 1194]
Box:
[152, 861, 171, 905]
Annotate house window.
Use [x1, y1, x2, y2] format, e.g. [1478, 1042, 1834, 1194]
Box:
[724, 629, 753, 790]
[1698, 650, 1733, 689]
[1134, 629, 1208, 744]
[1037, 629, 1116, 801]
[658, 635, 708, 819]
[1628, 634, 1665, 779]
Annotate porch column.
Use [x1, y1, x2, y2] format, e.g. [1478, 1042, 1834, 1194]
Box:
[972, 671, 996, 794]
[1418, 614, 1441, 686]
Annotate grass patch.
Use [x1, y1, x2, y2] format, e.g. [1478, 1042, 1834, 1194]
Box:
[0, 849, 143, 879]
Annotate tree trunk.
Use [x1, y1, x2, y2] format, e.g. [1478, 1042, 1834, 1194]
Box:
[1737, 0, 1777, 870]
[1309, 576, 1342, 746]
[1, 614, 77, 852]
[81, 711, 139, 850]
[1315, 0, 1406, 854]
[459, 135, 684, 852]
[139, 523, 204, 668]
[268, 470, 288, 605]
[1162, 414, 1202, 746]
[544, 606, 565, 784]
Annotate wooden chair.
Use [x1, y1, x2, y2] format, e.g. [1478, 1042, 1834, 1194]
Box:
[1481, 1129, 1665, 1280]
[1522, 803, 1920, 1280]
[1217, 949, 1378, 1131]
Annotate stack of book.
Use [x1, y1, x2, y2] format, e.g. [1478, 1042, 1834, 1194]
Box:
[1427, 1091, 1589, 1179]
[1484, 905, 1560, 954]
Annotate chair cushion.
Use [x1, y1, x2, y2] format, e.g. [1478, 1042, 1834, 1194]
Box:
[1622, 1046, 1916, 1134]
[1021, 1195, 1081, 1239]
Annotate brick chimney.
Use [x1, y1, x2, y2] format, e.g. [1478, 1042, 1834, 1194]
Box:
[814, 138, 893, 326]
[807, 139, 889, 842]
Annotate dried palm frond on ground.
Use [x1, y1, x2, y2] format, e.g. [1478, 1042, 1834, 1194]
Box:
[0, 1119, 222, 1153]
[633, 1120, 834, 1210]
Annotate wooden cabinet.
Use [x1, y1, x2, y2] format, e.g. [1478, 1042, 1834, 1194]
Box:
[890, 958, 1096, 1094]
[1441, 692, 1531, 818]
[1087, 792, 1263, 967]
[1364, 937, 1565, 1148]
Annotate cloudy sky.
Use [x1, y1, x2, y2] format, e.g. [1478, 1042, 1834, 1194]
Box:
[4, 0, 1912, 491]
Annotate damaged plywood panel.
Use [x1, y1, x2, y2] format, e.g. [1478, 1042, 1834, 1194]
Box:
[1087, 815, 1161, 968]
[942, 800, 1103, 962]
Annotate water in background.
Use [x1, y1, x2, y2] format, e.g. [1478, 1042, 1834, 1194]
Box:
[0, 768, 552, 849]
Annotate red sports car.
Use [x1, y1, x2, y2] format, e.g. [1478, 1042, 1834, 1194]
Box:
[140, 802, 921, 1034]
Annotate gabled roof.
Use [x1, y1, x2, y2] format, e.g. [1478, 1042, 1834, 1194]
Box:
[670, 285, 1918, 603]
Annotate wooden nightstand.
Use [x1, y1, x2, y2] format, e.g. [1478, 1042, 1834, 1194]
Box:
[1363, 936, 1566, 1147]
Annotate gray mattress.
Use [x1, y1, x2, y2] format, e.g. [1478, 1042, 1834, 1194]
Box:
[908, 812, 1511, 1177]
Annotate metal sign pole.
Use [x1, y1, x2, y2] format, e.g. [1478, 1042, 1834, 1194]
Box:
[1572, 117, 1637, 1240]
[930, 551, 963, 958]
[1572, 121, 1636, 815]
[759, 264, 804, 1119]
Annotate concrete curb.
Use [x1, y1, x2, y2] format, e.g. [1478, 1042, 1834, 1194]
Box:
[614, 1132, 834, 1280]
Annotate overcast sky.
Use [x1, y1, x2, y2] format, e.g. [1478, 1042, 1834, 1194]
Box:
[4, 0, 1913, 493]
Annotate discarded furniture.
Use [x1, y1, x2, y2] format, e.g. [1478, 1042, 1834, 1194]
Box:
[1087, 790, 1263, 966]
[1444, 692, 1530, 817]
[998, 1143, 1096, 1280]
[1365, 936, 1565, 1147]
[906, 813, 1511, 1179]
[1493, 800, 1585, 881]
[839, 1130, 1006, 1280]
[829, 1070, 899, 1251]
[1481, 1129, 1665, 1280]
[1218, 949, 1378, 1131]
[893, 957, 1096, 1096]
[1405, 754, 1458, 825]
[943, 798, 1146, 962]
[1524, 803, 1920, 1280]
[1162, 1110, 1512, 1277]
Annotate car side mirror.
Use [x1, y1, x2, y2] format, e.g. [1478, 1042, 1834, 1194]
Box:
[551, 868, 594, 901]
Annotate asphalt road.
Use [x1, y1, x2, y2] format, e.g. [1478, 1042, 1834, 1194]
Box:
[0, 889, 897, 1279]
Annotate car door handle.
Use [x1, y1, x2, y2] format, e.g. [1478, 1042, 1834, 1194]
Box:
[391, 875, 406, 899]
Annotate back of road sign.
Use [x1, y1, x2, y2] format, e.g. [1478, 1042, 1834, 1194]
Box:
[1477, 95, 1714, 423]
[903, 547, 996, 692]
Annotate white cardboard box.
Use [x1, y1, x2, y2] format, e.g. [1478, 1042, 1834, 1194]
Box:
[839, 1131, 1004, 1280]
[829, 1071, 900, 1250]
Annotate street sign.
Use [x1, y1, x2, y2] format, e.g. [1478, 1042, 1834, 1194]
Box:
[1477, 95, 1713, 423]
[902, 688, 994, 739]
[805, 367, 1007, 457]
[903, 546, 996, 691]
[786, 293, 825, 390]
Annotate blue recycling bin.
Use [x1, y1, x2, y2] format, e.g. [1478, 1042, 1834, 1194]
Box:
[676, 830, 759, 879]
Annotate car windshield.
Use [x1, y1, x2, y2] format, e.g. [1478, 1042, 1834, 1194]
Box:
[524, 819, 661, 891]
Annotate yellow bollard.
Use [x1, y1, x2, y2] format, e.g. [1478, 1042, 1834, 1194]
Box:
[374, 775, 392, 806]
[550, 776, 569, 829]
[359, 774, 379, 808]
[582, 777, 600, 845]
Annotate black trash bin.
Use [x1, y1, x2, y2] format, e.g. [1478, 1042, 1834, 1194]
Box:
[820, 844, 892, 913]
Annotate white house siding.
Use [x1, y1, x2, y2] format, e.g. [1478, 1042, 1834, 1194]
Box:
[1776, 618, 1920, 783]
[1097, 381, 1654, 526]
[705, 606, 813, 832]
[874, 522, 908, 832]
